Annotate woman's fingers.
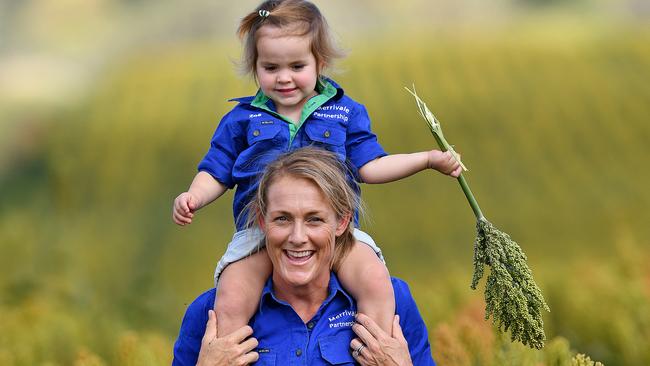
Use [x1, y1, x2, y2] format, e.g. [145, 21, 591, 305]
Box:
[238, 336, 259, 355]
[201, 310, 217, 344]
[353, 315, 382, 353]
[239, 351, 260, 365]
[356, 313, 389, 342]
[350, 338, 370, 365]
[227, 325, 255, 344]
[392, 315, 408, 345]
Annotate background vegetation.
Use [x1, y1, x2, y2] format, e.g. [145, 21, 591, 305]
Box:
[1, 0, 648, 365]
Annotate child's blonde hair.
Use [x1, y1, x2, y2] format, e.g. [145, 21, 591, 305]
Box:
[237, 0, 344, 81]
[245, 147, 360, 271]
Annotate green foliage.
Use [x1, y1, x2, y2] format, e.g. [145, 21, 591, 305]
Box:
[572, 354, 604, 366]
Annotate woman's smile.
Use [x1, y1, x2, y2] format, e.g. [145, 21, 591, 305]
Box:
[263, 176, 346, 290]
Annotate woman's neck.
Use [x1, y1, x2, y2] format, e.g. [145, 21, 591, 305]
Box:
[272, 274, 330, 323]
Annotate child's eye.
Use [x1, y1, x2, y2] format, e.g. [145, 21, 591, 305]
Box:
[292, 64, 305, 71]
[264, 66, 277, 72]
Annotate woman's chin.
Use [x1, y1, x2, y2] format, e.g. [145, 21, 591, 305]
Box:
[279, 267, 317, 287]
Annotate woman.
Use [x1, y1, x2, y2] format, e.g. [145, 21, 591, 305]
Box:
[173, 148, 436, 365]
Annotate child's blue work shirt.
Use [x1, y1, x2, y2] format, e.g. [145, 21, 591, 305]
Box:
[198, 78, 386, 230]
[172, 275, 436, 365]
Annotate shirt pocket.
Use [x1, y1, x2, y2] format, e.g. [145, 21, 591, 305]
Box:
[319, 335, 356, 365]
[247, 120, 282, 145]
[253, 352, 276, 365]
[305, 120, 346, 147]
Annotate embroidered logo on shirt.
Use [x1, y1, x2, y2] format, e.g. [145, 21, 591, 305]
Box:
[314, 104, 351, 122]
[328, 309, 356, 328]
[249, 113, 262, 118]
[261, 120, 275, 125]
[256, 348, 270, 353]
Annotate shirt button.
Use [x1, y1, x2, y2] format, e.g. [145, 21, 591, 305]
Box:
[296, 349, 302, 357]
[307, 322, 315, 329]
[324, 130, 331, 138]
[252, 129, 260, 137]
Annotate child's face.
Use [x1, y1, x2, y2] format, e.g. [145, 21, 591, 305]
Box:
[255, 25, 320, 118]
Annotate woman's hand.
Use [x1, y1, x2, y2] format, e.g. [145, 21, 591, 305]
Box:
[196, 310, 259, 366]
[350, 314, 413, 366]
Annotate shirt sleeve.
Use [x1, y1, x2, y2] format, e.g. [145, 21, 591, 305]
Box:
[345, 103, 387, 171]
[197, 109, 246, 189]
[172, 289, 215, 366]
[393, 278, 437, 366]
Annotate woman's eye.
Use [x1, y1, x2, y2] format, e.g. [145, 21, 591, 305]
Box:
[307, 216, 323, 223]
[274, 216, 287, 222]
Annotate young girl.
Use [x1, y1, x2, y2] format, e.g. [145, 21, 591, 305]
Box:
[172, 0, 462, 338]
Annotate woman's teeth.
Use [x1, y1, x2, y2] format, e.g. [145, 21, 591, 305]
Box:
[286, 250, 313, 258]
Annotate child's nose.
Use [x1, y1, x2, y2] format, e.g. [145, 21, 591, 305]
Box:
[276, 70, 291, 83]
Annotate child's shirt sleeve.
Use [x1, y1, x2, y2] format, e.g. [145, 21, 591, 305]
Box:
[197, 110, 246, 189]
[345, 104, 387, 171]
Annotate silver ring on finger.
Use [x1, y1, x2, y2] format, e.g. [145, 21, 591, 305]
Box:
[353, 344, 365, 357]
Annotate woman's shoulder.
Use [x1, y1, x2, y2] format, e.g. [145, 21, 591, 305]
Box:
[391, 277, 415, 301]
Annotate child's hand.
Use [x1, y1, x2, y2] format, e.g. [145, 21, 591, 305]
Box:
[428, 150, 462, 178]
[173, 192, 199, 225]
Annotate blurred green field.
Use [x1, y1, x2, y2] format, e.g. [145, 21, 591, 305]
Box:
[1, 24, 649, 365]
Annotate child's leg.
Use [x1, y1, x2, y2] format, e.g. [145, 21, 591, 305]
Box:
[337, 240, 395, 333]
[214, 249, 272, 337]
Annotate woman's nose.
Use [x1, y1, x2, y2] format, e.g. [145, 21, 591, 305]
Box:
[288, 223, 307, 244]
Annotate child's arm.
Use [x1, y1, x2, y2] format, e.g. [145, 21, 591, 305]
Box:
[172, 171, 228, 225]
[358, 150, 462, 184]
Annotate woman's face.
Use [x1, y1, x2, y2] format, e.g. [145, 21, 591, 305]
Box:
[262, 175, 348, 290]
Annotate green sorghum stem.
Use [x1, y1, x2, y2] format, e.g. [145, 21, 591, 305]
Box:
[428, 127, 485, 221]
[456, 174, 485, 221]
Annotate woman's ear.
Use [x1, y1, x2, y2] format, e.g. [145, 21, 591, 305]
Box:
[258, 212, 266, 230]
[335, 212, 352, 237]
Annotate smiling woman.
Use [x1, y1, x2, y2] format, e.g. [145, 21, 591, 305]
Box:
[172, 147, 437, 366]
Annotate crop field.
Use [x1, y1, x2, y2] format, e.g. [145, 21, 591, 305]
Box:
[1, 24, 649, 365]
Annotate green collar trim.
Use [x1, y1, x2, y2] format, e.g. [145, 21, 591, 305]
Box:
[250, 78, 338, 145]
[250, 78, 337, 125]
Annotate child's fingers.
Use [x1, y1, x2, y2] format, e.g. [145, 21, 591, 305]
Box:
[187, 197, 197, 211]
[173, 211, 192, 225]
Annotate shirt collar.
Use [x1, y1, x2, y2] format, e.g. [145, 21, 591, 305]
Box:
[259, 272, 354, 313]
[228, 77, 343, 109]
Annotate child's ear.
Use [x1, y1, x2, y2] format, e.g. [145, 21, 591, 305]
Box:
[335, 213, 351, 237]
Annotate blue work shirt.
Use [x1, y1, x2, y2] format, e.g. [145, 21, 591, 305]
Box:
[197, 78, 386, 230]
[172, 275, 436, 366]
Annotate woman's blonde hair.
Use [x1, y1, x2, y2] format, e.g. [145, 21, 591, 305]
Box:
[245, 147, 360, 271]
[237, 0, 344, 81]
